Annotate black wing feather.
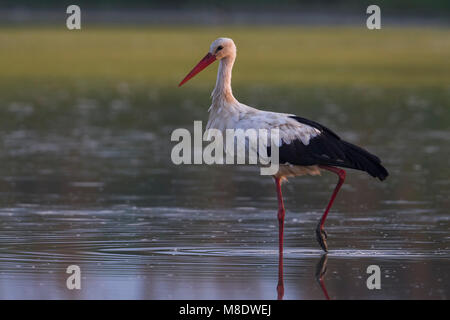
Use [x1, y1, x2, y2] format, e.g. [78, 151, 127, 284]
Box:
[270, 116, 389, 181]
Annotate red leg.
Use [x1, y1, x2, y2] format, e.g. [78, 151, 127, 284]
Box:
[277, 248, 284, 300]
[316, 165, 346, 252]
[274, 177, 285, 299]
[277, 256, 284, 300]
[275, 177, 285, 252]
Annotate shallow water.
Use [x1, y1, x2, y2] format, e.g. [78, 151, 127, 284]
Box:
[0, 86, 448, 299]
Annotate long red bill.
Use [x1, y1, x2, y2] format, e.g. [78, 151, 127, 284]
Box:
[178, 52, 216, 87]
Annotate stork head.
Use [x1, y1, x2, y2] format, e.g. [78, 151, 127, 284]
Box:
[209, 37, 236, 60]
[179, 37, 236, 87]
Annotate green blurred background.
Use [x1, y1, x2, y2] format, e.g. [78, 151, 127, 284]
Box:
[0, 1, 448, 131]
[0, 1, 448, 89]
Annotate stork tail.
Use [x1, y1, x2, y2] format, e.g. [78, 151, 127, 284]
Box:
[338, 140, 389, 181]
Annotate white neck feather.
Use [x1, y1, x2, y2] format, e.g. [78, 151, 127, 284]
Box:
[211, 56, 237, 105]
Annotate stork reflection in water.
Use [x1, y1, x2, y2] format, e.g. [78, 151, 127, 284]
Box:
[276, 254, 330, 300]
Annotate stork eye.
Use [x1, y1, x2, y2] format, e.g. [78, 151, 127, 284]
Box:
[216, 46, 224, 52]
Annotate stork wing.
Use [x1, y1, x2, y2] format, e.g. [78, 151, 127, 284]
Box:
[221, 107, 388, 180]
[233, 110, 322, 164]
[275, 116, 348, 167]
[274, 116, 388, 180]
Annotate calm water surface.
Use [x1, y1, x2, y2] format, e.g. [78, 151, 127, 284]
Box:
[0, 86, 448, 299]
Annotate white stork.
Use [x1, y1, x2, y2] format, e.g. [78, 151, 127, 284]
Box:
[179, 37, 388, 253]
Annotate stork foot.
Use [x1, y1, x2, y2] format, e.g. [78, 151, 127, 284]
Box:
[315, 224, 328, 252]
